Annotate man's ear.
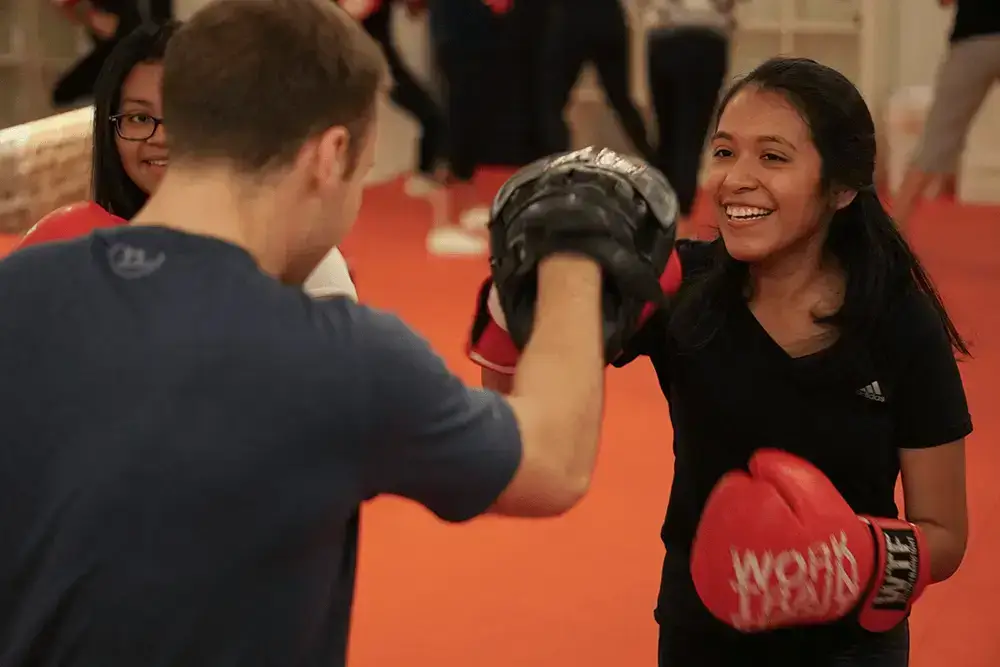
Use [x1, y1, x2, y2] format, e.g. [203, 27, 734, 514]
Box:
[299, 125, 351, 191]
[291, 125, 351, 194]
[316, 125, 351, 185]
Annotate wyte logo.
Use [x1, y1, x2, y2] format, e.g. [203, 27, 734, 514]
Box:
[871, 528, 920, 610]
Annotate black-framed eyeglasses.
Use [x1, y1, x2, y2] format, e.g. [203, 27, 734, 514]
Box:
[110, 112, 165, 142]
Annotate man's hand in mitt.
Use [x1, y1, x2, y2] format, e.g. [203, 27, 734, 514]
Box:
[488, 147, 679, 362]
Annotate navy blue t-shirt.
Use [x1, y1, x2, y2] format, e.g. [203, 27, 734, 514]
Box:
[0, 226, 522, 666]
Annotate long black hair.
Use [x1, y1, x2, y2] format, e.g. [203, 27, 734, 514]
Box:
[91, 20, 179, 220]
[671, 57, 969, 357]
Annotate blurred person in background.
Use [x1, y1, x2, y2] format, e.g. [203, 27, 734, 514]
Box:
[17, 21, 357, 300]
[425, 0, 512, 256]
[50, 0, 173, 107]
[536, 0, 653, 161]
[342, 0, 449, 197]
[643, 0, 739, 239]
[892, 0, 1000, 227]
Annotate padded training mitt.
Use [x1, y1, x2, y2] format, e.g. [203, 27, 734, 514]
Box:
[488, 146, 679, 362]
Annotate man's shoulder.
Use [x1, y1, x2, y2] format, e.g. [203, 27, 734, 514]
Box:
[0, 231, 93, 283]
[314, 300, 435, 364]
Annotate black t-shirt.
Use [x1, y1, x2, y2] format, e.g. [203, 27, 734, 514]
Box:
[429, 0, 502, 50]
[951, 0, 1000, 42]
[614, 240, 973, 659]
[0, 227, 522, 667]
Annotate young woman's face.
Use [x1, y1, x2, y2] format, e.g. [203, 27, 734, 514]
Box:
[115, 62, 168, 196]
[706, 87, 830, 264]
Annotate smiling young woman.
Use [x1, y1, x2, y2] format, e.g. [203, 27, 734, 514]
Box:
[650, 57, 969, 665]
[472, 56, 972, 666]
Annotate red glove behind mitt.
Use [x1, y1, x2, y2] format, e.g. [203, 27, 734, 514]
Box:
[15, 201, 125, 252]
[483, 0, 512, 14]
[466, 246, 685, 374]
[691, 450, 930, 634]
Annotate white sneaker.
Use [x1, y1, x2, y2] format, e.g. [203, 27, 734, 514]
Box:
[426, 227, 487, 256]
[404, 174, 441, 198]
[459, 206, 491, 230]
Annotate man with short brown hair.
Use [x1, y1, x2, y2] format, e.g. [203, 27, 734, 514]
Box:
[163, 0, 386, 178]
[0, 0, 611, 664]
[150, 0, 388, 283]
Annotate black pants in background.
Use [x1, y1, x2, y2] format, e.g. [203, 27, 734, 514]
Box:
[537, 4, 653, 160]
[647, 26, 728, 216]
[363, 3, 446, 175]
[436, 44, 495, 182]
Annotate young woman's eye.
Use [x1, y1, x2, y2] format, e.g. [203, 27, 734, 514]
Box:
[762, 152, 787, 162]
[711, 147, 733, 159]
[125, 114, 152, 125]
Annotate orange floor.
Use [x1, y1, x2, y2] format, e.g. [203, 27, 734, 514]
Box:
[3, 176, 999, 665]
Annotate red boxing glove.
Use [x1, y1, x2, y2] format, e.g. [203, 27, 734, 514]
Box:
[466, 246, 685, 375]
[15, 201, 126, 252]
[691, 450, 930, 634]
[466, 278, 519, 375]
[483, 0, 512, 15]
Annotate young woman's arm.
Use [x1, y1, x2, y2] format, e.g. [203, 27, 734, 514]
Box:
[890, 292, 973, 583]
[900, 441, 968, 581]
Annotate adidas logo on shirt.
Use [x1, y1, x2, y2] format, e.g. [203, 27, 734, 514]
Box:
[857, 381, 885, 402]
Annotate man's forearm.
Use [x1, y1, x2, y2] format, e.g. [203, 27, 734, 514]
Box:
[512, 255, 604, 480]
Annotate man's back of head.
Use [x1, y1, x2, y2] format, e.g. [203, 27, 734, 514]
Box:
[141, 0, 388, 283]
[163, 0, 384, 174]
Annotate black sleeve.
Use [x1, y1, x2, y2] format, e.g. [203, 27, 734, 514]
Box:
[888, 292, 973, 449]
[612, 239, 717, 367]
[355, 306, 523, 522]
[612, 309, 668, 368]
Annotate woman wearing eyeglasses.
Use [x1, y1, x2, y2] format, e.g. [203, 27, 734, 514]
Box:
[19, 21, 357, 301]
[93, 20, 173, 219]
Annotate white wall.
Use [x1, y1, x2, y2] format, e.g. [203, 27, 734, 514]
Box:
[896, 1, 953, 88]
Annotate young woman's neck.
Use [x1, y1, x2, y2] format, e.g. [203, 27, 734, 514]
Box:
[131, 164, 290, 280]
[747, 230, 834, 306]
